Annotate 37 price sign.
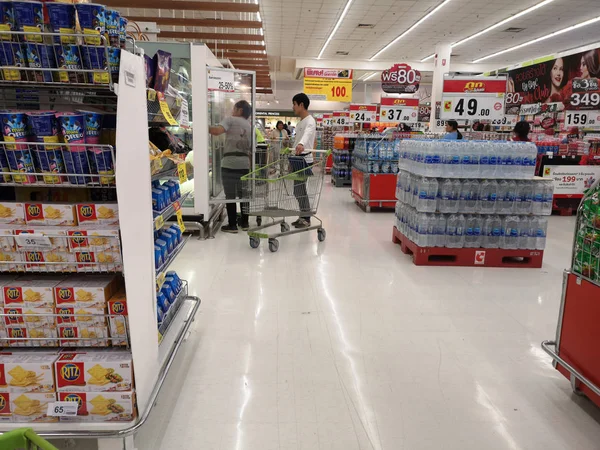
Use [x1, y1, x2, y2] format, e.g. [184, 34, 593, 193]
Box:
[440, 76, 507, 121]
[379, 98, 419, 123]
[564, 110, 600, 128]
[349, 104, 377, 123]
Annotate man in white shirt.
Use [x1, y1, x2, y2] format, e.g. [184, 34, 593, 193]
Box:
[291, 93, 316, 228]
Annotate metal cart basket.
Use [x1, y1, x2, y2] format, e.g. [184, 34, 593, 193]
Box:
[0, 428, 59, 450]
[241, 150, 328, 252]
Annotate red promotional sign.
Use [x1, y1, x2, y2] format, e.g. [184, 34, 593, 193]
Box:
[349, 104, 378, 123]
[442, 79, 507, 94]
[380, 98, 419, 107]
[380, 98, 419, 123]
[303, 68, 353, 79]
[381, 64, 421, 94]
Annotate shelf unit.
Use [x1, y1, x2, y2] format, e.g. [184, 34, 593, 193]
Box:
[0, 33, 202, 449]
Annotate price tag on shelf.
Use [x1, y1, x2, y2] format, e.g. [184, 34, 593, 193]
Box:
[176, 210, 186, 233]
[155, 215, 164, 231]
[15, 234, 52, 249]
[157, 92, 178, 126]
[156, 272, 166, 289]
[440, 76, 507, 121]
[47, 402, 78, 417]
[147, 89, 156, 102]
[564, 110, 600, 128]
[173, 201, 181, 212]
[158, 331, 164, 343]
[379, 98, 419, 123]
[178, 163, 187, 184]
[349, 104, 377, 123]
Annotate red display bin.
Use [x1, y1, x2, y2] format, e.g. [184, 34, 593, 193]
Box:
[351, 168, 397, 212]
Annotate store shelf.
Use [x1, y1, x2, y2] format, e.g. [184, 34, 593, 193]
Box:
[156, 234, 191, 275]
[158, 280, 188, 338]
[153, 192, 190, 226]
[158, 295, 200, 364]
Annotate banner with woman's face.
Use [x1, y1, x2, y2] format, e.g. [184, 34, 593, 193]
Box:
[505, 48, 600, 114]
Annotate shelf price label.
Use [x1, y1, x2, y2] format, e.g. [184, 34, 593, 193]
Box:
[147, 89, 156, 102]
[440, 76, 507, 121]
[379, 98, 419, 123]
[15, 234, 52, 249]
[349, 104, 377, 123]
[157, 272, 166, 289]
[332, 111, 349, 127]
[155, 214, 164, 231]
[47, 402, 78, 417]
[208, 69, 235, 92]
[565, 110, 600, 128]
[176, 210, 186, 232]
[177, 163, 187, 184]
[157, 92, 178, 126]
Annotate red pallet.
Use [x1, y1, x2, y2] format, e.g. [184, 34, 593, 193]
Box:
[392, 227, 544, 268]
[351, 169, 397, 211]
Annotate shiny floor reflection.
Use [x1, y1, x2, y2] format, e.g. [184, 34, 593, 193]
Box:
[142, 179, 600, 450]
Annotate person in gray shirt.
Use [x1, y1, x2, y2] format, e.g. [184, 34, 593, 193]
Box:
[209, 100, 252, 233]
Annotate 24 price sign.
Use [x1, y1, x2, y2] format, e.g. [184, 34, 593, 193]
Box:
[349, 104, 377, 123]
[440, 75, 507, 121]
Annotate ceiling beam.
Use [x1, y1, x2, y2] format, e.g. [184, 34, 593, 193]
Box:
[159, 31, 264, 42]
[107, 0, 259, 12]
[225, 52, 269, 60]
[234, 63, 270, 68]
[127, 17, 262, 29]
[206, 43, 265, 51]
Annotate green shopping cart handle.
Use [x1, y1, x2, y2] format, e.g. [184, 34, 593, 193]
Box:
[0, 428, 59, 450]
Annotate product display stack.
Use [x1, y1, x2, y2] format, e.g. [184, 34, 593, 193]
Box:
[351, 135, 401, 212]
[331, 133, 355, 187]
[0, 3, 199, 445]
[393, 139, 552, 267]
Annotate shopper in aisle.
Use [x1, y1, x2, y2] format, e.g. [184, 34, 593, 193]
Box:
[444, 120, 463, 139]
[291, 93, 316, 229]
[287, 121, 295, 135]
[209, 99, 252, 233]
[513, 121, 531, 142]
[270, 120, 289, 142]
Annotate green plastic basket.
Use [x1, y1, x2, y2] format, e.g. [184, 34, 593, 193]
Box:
[0, 428, 59, 450]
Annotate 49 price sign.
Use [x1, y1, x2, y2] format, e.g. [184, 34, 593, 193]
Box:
[441, 75, 507, 121]
[379, 97, 419, 123]
[349, 104, 377, 123]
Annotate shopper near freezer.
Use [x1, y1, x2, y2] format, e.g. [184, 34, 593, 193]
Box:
[209, 99, 252, 233]
[513, 121, 531, 142]
[291, 93, 316, 229]
[444, 120, 463, 140]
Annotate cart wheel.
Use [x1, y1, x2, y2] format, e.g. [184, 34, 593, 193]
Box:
[281, 222, 290, 232]
[249, 237, 260, 249]
[268, 238, 279, 252]
[256, 217, 262, 226]
[317, 228, 326, 242]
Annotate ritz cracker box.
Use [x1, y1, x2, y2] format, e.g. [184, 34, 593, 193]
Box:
[0, 202, 25, 226]
[54, 275, 120, 309]
[0, 392, 59, 423]
[76, 204, 119, 227]
[55, 352, 133, 392]
[57, 391, 136, 422]
[67, 227, 120, 252]
[107, 290, 127, 346]
[4, 276, 66, 308]
[24, 203, 78, 226]
[0, 353, 58, 393]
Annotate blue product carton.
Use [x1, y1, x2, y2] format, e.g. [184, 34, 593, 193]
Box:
[155, 239, 168, 262]
[157, 291, 170, 313]
[154, 245, 163, 268]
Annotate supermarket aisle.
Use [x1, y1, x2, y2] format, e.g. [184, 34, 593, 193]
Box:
[140, 179, 600, 450]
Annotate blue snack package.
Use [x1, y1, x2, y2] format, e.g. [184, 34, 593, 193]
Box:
[157, 292, 170, 313]
[25, 43, 56, 82]
[46, 2, 76, 44]
[0, 1, 16, 41]
[55, 44, 85, 84]
[75, 3, 105, 46]
[161, 283, 176, 305]
[119, 16, 127, 48]
[157, 304, 164, 324]
[158, 185, 170, 206]
[105, 9, 120, 47]
[159, 231, 174, 254]
[164, 276, 178, 296]
[156, 239, 168, 262]
[13, 0, 43, 43]
[80, 45, 109, 84]
[154, 245, 163, 268]
[152, 188, 164, 211]
[0, 42, 26, 81]
[144, 54, 154, 88]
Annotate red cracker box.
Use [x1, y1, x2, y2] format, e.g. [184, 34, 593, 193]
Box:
[75, 251, 122, 272]
[107, 291, 127, 346]
[4, 276, 65, 308]
[67, 228, 120, 252]
[54, 275, 119, 309]
[76, 204, 119, 227]
[55, 352, 133, 392]
[5, 326, 58, 347]
[55, 306, 107, 327]
[3, 306, 55, 328]
[24, 204, 77, 227]
[57, 391, 136, 422]
[57, 324, 109, 347]
[0, 392, 11, 422]
[23, 203, 45, 226]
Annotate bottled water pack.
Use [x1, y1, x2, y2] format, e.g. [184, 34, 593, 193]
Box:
[395, 202, 547, 250]
[398, 139, 538, 179]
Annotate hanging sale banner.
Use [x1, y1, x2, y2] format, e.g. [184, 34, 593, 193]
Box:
[440, 75, 507, 121]
[379, 98, 419, 123]
[303, 68, 353, 102]
[381, 63, 421, 94]
[349, 104, 377, 123]
[332, 111, 350, 127]
[542, 165, 600, 198]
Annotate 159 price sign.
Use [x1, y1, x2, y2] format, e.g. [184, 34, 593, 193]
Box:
[564, 110, 600, 128]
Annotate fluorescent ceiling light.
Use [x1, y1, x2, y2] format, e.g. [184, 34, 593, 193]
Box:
[317, 0, 355, 59]
[259, 28, 264, 36]
[362, 72, 378, 81]
[418, 0, 554, 62]
[474, 15, 600, 62]
[369, 0, 452, 60]
[257, 11, 261, 22]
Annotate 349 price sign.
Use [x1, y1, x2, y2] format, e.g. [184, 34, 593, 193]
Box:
[349, 104, 377, 123]
[379, 97, 419, 124]
[440, 76, 507, 121]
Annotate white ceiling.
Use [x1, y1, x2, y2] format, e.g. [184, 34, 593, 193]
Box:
[260, 0, 600, 68]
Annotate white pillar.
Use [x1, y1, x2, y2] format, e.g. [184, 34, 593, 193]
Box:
[429, 43, 452, 132]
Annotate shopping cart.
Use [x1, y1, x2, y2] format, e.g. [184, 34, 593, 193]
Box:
[241, 150, 329, 252]
[0, 428, 59, 450]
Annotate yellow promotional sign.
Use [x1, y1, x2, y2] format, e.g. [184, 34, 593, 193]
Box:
[303, 68, 353, 103]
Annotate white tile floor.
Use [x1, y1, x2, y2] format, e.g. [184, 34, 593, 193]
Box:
[139, 180, 600, 450]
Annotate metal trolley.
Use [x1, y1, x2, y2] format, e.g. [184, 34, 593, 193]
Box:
[0, 428, 58, 450]
[241, 150, 328, 252]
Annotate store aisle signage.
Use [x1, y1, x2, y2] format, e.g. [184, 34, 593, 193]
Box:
[207, 69, 235, 92]
[564, 110, 600, 128]
[332, 111, 350, 126]
[543, 165, 600, 198]
[418, 104, 431, 122]
[349, 104, 377, 123]
[491, 115, 519, 126]
[379, 98, 419, 123]
[381, 64, 421, 94]
[303, 68, 353, 102]
[322, 113, 333, 127]
[441, 76, 507, 121]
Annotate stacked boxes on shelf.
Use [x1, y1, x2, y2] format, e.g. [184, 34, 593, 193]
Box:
[0, 349, 135, 423]
[352, 136, 401, 174]
[157, 271, 184, 331]
[0, 202, 120, 272]
[394, 140, 552, 250]
[152, 179, 181, 213]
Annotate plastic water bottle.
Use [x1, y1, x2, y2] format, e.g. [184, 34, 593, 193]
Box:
[461, 142, 474, 178]
[522, 142, 537, 178]
[446, 213, 465, 248]
[504, 180, 517, 215]
[435, 214, 447, 247]
[532, 180, 544, 215]
[542, 180, 554, 215]
[496, 180, 509, 214]
[440, 178, 459, 213]
[478, 180, 498, 214]
[518, 181, 533, 214]
[431, 142, 442, 177]
[417, 177, 428, 212]
[483, 215, 502, 248]
[512, 144, 524, 179]
[464, 214, 482, 248]
[488, 143, 499, 178]
[499, 143, 513, 177]
[501, 215, 520, 249]
[480, 142, 492, 178]
[534, 216, 548, 250]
